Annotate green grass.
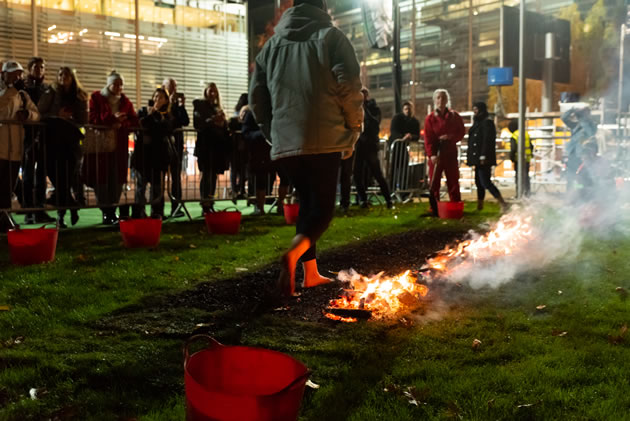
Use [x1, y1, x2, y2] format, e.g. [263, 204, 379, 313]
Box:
[1, 201, 629, 420]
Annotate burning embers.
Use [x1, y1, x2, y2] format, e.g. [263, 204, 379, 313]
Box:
[326, 212, 535, 322]
[422, 214, 534, 280]
[325, 270, 429, 322]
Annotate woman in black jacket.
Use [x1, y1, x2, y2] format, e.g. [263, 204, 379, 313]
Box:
[466, 102, 507, 211]
[193, 83, 230, 213]
[131, 88, 175, 218]
[38, 67, 88, 228]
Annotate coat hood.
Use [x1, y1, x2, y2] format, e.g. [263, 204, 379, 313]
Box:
[274, 4, 332, 41]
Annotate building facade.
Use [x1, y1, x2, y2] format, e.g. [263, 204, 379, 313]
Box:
[329, 0, 598, 126]
[0, 0, 249, 111]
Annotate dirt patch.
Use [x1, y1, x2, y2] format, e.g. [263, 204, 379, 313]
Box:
[96, 229, 469, 336]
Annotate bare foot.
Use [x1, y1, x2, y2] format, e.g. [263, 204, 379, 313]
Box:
[303, 274, 332, 288]
[277, 254, 296, 297]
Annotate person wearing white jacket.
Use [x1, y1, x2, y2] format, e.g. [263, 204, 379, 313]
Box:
[0, 60, 40, 232]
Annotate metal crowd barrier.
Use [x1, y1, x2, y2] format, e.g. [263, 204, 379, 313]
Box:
[387, 138, 428, 203]
[1, 121, 288, 222]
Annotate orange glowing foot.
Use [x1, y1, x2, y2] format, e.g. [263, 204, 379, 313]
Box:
[302, 259, 333, 288]
[277, 254, 296, 297]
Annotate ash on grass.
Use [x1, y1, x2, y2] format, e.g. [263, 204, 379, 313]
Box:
[97, 229, 470, 336]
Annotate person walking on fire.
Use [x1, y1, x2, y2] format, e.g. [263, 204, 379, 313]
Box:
[424, 89, 465, 216]
[249, 0, 363, 296]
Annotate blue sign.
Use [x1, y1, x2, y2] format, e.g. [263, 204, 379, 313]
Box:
[487, 67, 514, 86]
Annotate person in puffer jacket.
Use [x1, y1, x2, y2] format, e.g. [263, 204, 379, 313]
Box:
[249, 0, 363, 297]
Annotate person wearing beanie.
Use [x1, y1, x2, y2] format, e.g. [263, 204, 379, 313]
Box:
[83, 70, 138, 225]
[0, 60, 40, 232]
[249, 0, 363, 296]
[466, 101, 507, 211]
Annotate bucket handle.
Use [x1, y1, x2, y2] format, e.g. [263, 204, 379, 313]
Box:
[278, 369, 311, 396]
[219, 206, 240, 213]
[183, 334, 222, 369]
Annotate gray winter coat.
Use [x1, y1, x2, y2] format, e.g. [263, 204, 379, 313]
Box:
[249, 3, 363, 160]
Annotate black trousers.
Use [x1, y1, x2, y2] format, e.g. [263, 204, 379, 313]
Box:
[0, 159, 20, 210]
[279, 152, 341, 262]
[354, 144, 391, 204]
[474, 165, 502, 201]
[134, 169, 165, 217]
[338, 152, 354, 208]
[22, 129, 48, 209]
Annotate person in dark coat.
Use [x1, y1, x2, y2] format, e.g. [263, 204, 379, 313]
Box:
[241, 105, 289, 215]
[466, 101, 507, 211]
[131, 88, 175, 218]
[228, 93, 250, 204]
[22, 57, 54, 224]
[193, 82, 230, 213]
[38, 66, 88, 228]
[353, 87, 392, 208]
[390, 101, 421, 142]
[84, 70, 139, 225]
[162, 78, 189, 218]
[389, 101, 420, 193]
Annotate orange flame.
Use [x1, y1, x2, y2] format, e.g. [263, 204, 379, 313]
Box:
[425, 215, 534, 274]
[328, 270, 429, 320]
[324, 313, 358, 323]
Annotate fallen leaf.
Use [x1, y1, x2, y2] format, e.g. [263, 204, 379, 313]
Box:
[75, 254, 87, 262]
[552, 330, 568, 337]
[472, 338, 482, 349]
[189, 244, 197, 249]
[557, 290, 563, 295]
[615, 287, 628, 298]
[446, 401, 461, 418]
[273, 306, 290, 311]
[403, 386, 429, 406]
[235, 267, 248, 272]
[306, 380, 320, 389]
[608, 324, 628, 345]
[173, 256, 180, 261]
[517, 399, 542, 408]
[536, 305, 547, 310]
[170, 234, 183, 240]
[487, 399, 495, 408]
[403, 390, 419, 406]
[29, 387, 48, 400]
[0, 305, 9, 311]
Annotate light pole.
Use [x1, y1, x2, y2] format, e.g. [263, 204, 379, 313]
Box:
[517, 0, 526, 199]
[393, 0, 402, 115]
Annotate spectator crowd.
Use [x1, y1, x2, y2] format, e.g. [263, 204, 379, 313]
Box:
[0, 42, 605, 234]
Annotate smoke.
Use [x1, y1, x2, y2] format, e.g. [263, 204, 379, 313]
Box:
[438, 180, 629, 289]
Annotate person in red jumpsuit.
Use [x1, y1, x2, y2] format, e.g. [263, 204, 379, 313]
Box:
[423, 89, 465, 215]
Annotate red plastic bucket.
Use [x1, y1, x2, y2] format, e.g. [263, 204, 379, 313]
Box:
[184, 335, 309, 421]
[204, 210, 241, 235]
[283, 204, 299, 225]
[119, 218, 162, 248]
[437, 201, 464, 219]
[7, 227, 58, 265]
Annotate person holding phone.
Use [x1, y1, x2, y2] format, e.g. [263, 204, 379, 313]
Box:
[83, 70, 139, 225]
